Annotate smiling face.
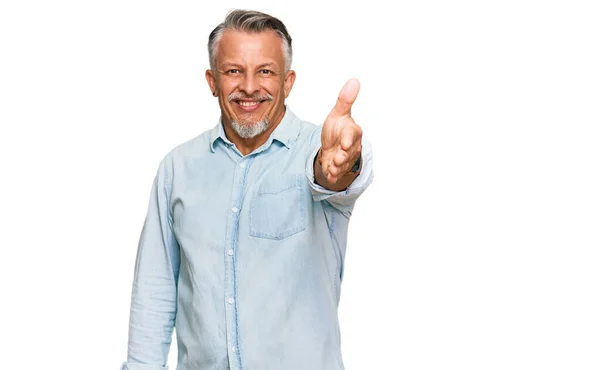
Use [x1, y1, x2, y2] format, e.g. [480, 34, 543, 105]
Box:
[206, 29, 296, 143]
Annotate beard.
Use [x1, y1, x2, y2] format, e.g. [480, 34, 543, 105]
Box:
[227, 92, 273, 139]
[231, 117, 269, 139]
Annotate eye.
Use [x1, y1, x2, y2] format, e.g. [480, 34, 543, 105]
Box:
[227, 69, 241, 75]
[260, 69, 273, 75]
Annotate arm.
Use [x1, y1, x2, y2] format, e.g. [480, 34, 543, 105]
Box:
[314, 78, 365, 191]
[305, 78, 374, 215]
[306, 129, 374, 215]
[122, 158, 180, 370]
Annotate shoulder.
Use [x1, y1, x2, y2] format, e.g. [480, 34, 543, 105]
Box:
[290, 111, 320, 146]
[157, 127, 215, 175]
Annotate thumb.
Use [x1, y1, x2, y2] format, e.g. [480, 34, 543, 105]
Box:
[330, 78, 360, 117]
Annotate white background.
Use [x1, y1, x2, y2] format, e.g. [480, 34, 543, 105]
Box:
[1, 0, 599, 369]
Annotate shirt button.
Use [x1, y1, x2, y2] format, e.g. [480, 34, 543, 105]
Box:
[240, 162, 246, 169]
[232, 206, 239, 213]
[227, 297, 234, 305]
[227, 249, 234, 256]
[232, 346, 236, 353]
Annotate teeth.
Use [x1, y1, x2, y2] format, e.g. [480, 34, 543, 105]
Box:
[239, 101, 259, 107]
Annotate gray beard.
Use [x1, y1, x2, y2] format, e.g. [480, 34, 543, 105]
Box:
[231, 118, 269, 139]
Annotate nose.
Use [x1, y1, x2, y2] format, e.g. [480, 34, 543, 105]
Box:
[239, 73, 260, 96]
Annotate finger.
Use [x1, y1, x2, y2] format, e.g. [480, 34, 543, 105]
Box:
[327, 173, 339, 184]
[338, 142, 362, 172]
[333, 149, 348, 167]
[328, 161, 344, 177]
[329, 146, 360, 177]
[321, 152, 334, 176]
[330, 78, 360, 118]
[321, 142, 360, 182]
[324, 151, 344, 178]
[339, 123, 362, 151]
[328, 161, 351, 183]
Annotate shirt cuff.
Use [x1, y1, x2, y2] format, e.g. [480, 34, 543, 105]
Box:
[121, 362, 168, 370]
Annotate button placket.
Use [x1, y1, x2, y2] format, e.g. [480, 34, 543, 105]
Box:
[223, 155, 254, 369]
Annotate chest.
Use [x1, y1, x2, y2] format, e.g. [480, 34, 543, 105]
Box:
[170, 144, 313, 248]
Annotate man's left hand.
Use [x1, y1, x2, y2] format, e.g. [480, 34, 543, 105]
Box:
[318, 78, 363, 185]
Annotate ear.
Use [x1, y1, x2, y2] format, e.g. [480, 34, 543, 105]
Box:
[283, 70, 296, 98]
[205, 69, 217, 96]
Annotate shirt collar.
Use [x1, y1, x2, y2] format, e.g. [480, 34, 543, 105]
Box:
[209, 117, 231, 152]
[209, 106, 300, 153]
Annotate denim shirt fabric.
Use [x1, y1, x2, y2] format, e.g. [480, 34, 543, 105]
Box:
[122, 107, 374, 370]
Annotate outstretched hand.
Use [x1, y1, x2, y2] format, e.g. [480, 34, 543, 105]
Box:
[319, 78, 363, 185]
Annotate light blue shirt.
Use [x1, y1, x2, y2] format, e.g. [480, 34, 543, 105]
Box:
[122, 107, 374, 370]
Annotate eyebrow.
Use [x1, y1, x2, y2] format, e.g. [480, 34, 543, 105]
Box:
[220, 62, 277, 69]
[221, 63, 243, 69]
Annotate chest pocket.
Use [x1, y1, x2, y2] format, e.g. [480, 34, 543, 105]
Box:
[250, 174, 307, 240]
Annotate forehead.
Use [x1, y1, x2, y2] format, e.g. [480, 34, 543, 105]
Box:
[217, 29, 285, 66]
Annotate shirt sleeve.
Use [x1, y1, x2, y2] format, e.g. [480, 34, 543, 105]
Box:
[305, 125, 374, 216]
[122, 156, 180, 369]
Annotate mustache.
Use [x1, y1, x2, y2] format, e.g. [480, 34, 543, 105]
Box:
[228, 92, 273, 102]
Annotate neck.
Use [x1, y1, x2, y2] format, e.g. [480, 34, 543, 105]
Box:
[223, 107, 286, 156]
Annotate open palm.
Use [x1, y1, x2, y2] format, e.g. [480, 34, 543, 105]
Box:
[320, 78, 363, 184]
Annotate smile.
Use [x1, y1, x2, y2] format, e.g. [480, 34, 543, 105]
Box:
[234, 100, 266, 112]
[240, 100, 262, 106]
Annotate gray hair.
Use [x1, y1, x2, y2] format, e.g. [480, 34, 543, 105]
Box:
[208, 9, 293, 72]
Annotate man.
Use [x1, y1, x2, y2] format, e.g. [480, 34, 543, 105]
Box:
[122, 9, 373, 370]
